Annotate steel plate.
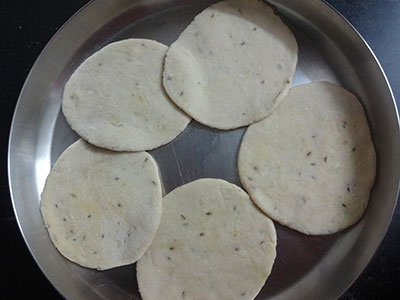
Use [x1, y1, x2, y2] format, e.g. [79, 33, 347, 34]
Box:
[8, 0, 400, 299]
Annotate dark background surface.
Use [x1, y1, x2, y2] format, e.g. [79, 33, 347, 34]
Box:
[1, 0, 399, 299]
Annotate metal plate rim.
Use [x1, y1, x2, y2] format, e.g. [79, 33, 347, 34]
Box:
[318, 0, 400, 295]
[7, 0, 97, 297]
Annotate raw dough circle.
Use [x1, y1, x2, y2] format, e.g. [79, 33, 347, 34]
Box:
[40, 139, 162, 270]
[62, 39, 191, 151]
[163, 0, 298, 130]
[137, 178, 276, 300]
[238, 82, 376, 235]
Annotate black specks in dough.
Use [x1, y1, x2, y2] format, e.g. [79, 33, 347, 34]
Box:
[274, 90, 282, 99]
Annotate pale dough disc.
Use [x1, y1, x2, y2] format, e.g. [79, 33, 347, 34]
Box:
[163, 0, 298, 130]
[40, 139, 162, 270]
[238, 82, 377, 235]
[62, 39, 191, 151]
[137, 178, 276, 300]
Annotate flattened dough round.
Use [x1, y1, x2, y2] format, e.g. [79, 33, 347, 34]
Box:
[40, 139, 162, 270]
[238, 82, 376, 235]
[62, 39, 191, 151]
[137, 178, 276, 300]
[163, 0, 298, 130]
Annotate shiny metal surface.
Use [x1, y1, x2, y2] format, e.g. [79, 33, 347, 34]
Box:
[8, 0, 400, 299]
